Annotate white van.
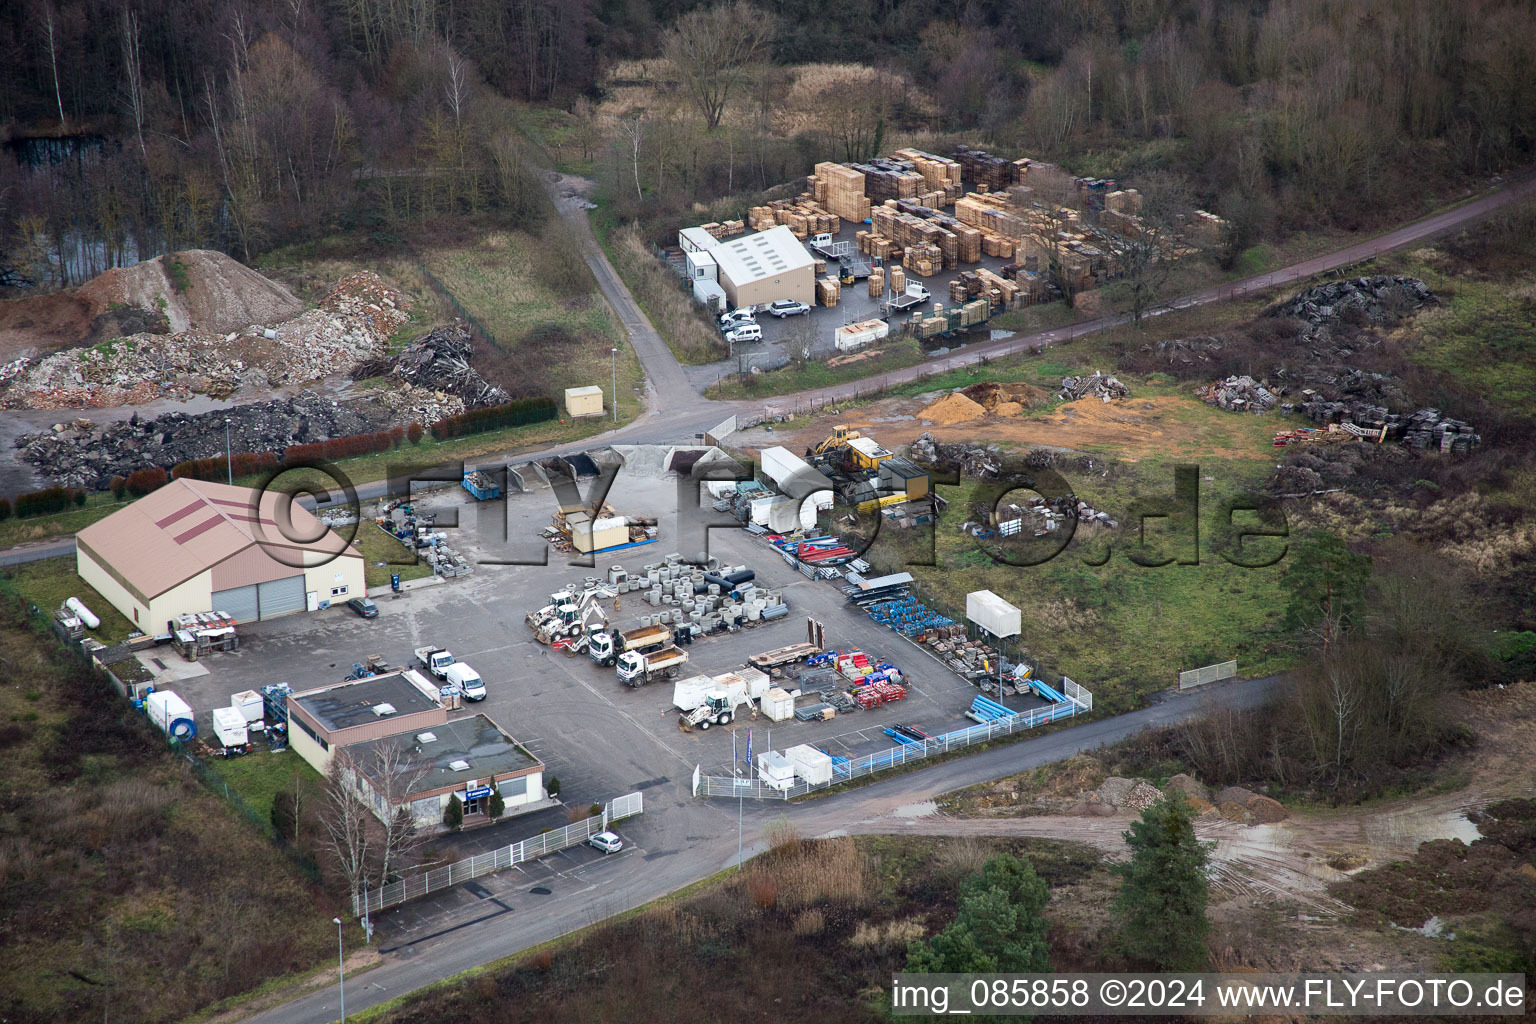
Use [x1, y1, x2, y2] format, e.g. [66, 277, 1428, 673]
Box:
[726, 322, 762, 344]
[444, 663, 486, 702]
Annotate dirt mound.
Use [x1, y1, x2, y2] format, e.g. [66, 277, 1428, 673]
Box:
[1164, 774, 1210, 803]
[75, 250, 301, 334]
[1247, 795, 1290, 823]
[919, 391, 986, 424]
[960, 380, 1049, 414]
[1215, 786, 1259, 806]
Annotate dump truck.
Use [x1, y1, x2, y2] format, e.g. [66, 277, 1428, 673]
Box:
[414, 647, 454, 678]
[588, 623, 672, 667]
[617, 645, 689, 686]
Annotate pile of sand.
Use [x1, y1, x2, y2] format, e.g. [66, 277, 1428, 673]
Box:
[919, 391, 986, 424]
[75, 250, 302, 334]
[961, 380, 1049, 414]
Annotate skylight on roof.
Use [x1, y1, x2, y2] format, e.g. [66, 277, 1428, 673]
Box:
[449, 759, 471, 771]
[372, 703, 397, 716]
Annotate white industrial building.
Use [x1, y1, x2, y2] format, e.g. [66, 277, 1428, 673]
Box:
[711, 225, 816, 308]
[76, 478, 365, 632]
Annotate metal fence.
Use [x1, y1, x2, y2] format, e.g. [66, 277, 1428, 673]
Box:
[1178, 660, 1237, 690]
[353, 792, 644, 916]
[692, 697, 1087, 801]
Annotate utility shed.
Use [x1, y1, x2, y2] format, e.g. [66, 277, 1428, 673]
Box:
[342, 713, 545, 825]
[564, 385, 605, 418]
[685, 249, 718, 282]
[287, 670, 446, 774]
[75, 477, 364, 632]
[847, 436, 892, 471]
[712, 225, 816, 309]
[966, 590, 1021, 639]
[878, 457, 929, 499]
[678, 226, 719, 253]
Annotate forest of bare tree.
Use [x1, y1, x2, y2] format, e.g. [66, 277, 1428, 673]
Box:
[1, 0, 1534, 285]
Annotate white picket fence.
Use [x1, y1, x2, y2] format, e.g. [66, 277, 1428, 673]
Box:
[693, 687, 1091, 801]
[1178, 660, 1237, 690]
[353, 792, 643, 916]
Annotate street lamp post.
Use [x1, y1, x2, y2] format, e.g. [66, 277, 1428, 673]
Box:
[610, 347, 618, 423]
[333, 916, 345, 1022]
[224, 418, 233, 485]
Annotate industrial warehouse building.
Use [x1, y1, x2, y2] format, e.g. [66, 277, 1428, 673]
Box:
[76, 478, 365, 632]
[703, 225, 815, 309]
[342, 714, 545, 825]
[286, 670, 448, 774]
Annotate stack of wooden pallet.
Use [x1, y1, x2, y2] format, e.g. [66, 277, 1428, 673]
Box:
[701, 220, 745, 240]
[928, 214, 982, 263]
[868, 267, 885, 299]
[953, 193, 1030, 240]
[982, 233, 1017, 258]
[903, 243, 942, 277]
[888, 266, 906, 293]
[747, 205, 777, 230]
[1187, 210, 1227, 246]
[893, 148, 963, 191]
[1101, 209, 1142, 238]
[816, 276, 841, 306]
[952, 146, 1028, 191]
[1104, 189, 1142, 215]
[947, 278, 971, 303]
[812, 163, 872, 223]
[764, 198, 840, 238]
[853, 159, 927, 201]
[871, 206, 957, 268]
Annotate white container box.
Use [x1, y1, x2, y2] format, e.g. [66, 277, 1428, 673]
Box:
[146, 690, 196, 740]
[212, 706, 249, 748]
[760, 687, 794, 722]
[757, 751, 795, 790]
[230, 689, 264, 724]
[785, 743, 834, 785]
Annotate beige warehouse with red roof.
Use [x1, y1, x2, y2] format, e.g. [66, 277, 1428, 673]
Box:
[75, 478, 366, 633]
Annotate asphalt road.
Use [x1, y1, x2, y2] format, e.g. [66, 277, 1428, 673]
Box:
[242, 674, 1278, 1024]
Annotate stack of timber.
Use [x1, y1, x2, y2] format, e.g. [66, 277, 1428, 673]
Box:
[888, 266, 906, 293]
[812, 163, 872, 223]
[701, 221, 746, 240]
[951, 146, 1031, 190]
[903, 243, 942, 277]
[852, 158, 927, 201]
[868, 267, 885, 299]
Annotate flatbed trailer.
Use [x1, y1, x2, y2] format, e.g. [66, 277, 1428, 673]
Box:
[748, 642, 823, 670]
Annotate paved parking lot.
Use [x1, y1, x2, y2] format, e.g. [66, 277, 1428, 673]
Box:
[160, 451, 1044, 808]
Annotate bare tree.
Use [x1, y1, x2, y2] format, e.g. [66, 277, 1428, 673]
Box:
[320, 750, 375, 910]
[1093, 173, 1196, 326]
[444, 44, 470, 130]
[663, 2, 775, 131]
[616, 109, 647, 202]
[120, 7, 147, 159]
[41, 1, 65, 131]
[367, 739, 432, 885]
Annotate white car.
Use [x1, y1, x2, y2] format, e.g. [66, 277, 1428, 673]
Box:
[765, 299, 810, 318]
[588, 831, 623, 854]
[725, 322, 762, 344]
[718, 308, 755, 330]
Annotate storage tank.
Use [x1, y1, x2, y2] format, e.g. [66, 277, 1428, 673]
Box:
[65, 597, 100, 630]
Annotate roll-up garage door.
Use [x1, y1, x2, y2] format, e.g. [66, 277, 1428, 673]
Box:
[256, 575, 307, 619]
[211, 584, 259, 623]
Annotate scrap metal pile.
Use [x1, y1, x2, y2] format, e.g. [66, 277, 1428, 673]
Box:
[15, 391, 398, 489]
[1059, 372, 1129, 402]
[909, 432, 1002, 478]
[351, 321, 508, 408]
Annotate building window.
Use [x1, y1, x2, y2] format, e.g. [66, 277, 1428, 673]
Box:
[133, 607, 139, 623]
[291, 713, 328, 751]
[330, 585, 348, 597]
[499, 775, 529, 800]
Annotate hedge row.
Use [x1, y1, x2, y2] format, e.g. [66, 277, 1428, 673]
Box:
[11, 485, 88, 518]
[172, 452, 282, 483]
[284, 427, 406, 465]
[430, 397, 557, 440]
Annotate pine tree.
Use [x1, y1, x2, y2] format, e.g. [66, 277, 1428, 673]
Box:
[443, 794, 464, 831]
[488, 788, 505, 819]
[1112, 792, 1211, 969]
[907, 854, 1051, 974]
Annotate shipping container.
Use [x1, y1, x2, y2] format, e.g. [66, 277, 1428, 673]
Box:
[146, 690, 196, 740]
[966, 589, 1021, 638]
[760, 687, 795, 722]
[785, 743, 834, 785]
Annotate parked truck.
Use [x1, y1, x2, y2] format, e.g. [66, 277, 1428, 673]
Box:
[617, 645, 689, 686]
[882, 281, 931, 313]
[414, 646, 454, 678]
[588, 623, 671, 667]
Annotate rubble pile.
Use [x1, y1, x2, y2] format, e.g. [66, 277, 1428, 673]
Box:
[1270, 275, 1435, 326]
[1147, 335, 1227, 366]
[351, 321, 508, 408]
[970, 493, 1117, 536]
[1197, 374, 1277, 412]
[910, 432, 1001, 477]
[1266, 440, 1411, 496]
[1401, 409, 1481, 453]
[2, 272, 410, 411]
[16, 391, 397, 490]
[1059, 372, 1129, 402]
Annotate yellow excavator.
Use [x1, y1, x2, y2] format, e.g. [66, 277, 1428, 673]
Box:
[808, 424, 861, 458]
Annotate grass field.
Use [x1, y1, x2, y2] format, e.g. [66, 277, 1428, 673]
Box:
[202, 748, 326, 825]
[1395, 261, 1536, 413]
[0, 555, 138, 643]
[420, 231, 647, 422]
[0, 603, 335, 1024]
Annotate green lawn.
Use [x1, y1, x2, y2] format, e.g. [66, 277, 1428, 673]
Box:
[0, 555, 138, 643]
[202, 748, 326, 825]
[352, 520, 434, 589]
[1397, 263, 1536, 412]
[708, 337, 928, 399]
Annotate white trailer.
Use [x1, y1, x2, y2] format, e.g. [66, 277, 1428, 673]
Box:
[211, 706, 250, 752]
[785, 743, 833, 785]
[146, 690, 196, 740]
[757, 751, 795, 791]
[966, 589, 1022, 639]
[834, 319, 890, 353]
